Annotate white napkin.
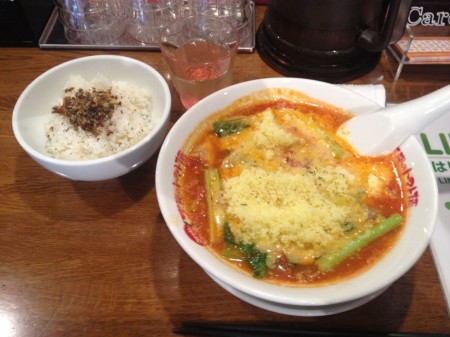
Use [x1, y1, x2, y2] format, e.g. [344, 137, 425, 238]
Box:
[337, 84, 386, 107]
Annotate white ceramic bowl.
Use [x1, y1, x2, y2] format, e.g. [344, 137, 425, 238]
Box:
[12, 55, 171, 181]
[155, 78, 438, 316]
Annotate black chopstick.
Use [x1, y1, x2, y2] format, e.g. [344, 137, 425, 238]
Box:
[173, 322, 450, 337]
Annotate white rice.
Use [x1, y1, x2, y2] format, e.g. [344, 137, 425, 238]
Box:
[45, 74, 156, 160]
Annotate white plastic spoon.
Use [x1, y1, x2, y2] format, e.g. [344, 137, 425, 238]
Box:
[337, 84, 450, 156]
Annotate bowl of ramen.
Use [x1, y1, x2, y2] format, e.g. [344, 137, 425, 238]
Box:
[155, 78, 438, 316]
[12, 55, 171, 181]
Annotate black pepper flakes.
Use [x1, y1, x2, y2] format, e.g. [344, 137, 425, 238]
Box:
[52, 87, 121, 136]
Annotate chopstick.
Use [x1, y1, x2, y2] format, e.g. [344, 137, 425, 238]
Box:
[173, 322, 450, 337]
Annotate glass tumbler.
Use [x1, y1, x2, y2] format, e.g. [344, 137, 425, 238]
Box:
[160, 14, 239, 109]
[127, 0, 184, 44]
[186, 0, 251, 40]
[54, 0, 126, 44]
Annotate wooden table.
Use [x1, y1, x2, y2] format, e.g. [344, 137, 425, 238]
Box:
[1, 6, 450, 337]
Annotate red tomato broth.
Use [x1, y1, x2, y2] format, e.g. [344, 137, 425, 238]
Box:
[174, 88, 411, 286]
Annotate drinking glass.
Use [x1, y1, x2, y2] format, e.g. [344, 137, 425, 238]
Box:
[127, 0, 184, 44]
[54, 0, 126, 44]
[159, 14, 239, 109]
[186, 0, 250, 40]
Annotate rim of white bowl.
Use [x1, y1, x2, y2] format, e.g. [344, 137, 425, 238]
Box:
[12, 55, 171, 166]
[156, 78, 438, 307]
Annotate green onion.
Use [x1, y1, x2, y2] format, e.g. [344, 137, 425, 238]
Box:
[204, 168, 226, 244]
[316, 214, 403, 272]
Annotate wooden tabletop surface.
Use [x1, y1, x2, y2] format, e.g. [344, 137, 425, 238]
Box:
[1, 6, 450, 337]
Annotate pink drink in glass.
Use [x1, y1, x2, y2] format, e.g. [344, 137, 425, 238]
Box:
[160, 14, 239, 109]
[169, 41, 232, 109]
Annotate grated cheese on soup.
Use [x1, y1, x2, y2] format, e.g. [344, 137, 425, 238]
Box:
[214, 108, 368, 265]
[45, 74, 156, 160]
[223, 165, 368, 265]
[253, 109, 294, 149]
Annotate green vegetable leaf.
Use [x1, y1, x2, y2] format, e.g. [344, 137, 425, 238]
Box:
[223, 223, 235, 246]
[238, 242, 268, 278]
[213, 118, 249, 137]
[248, 251, 268, 278]
[222, 224, 268, 278]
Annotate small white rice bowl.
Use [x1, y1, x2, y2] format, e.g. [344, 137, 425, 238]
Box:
[46, 74, 156, 160]
[155, 78, 438, 316]
[13, 55, 171, 181]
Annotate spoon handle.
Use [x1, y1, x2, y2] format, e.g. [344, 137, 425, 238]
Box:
[338, 84, 450, 156]
[384, 84, 450, 136]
